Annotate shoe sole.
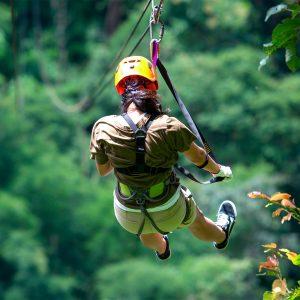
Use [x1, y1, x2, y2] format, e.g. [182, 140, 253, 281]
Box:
[214, 200, 237, 250]
[217, 200, 237, 219]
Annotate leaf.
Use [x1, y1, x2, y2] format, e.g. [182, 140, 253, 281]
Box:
[265, 4, 288, 22]
[272, 278, 287, 296]
[263, 243, 277, 249]
[281, 212, 292, 223]
[263, 291, 273, 300]
[263, 42, 278, 56]
[286, 251, 298, 261]
[281, 199, 296, 208]
[272, 19, 300, 49]
[289, 4, 300, 19]
[285, 39, 300, 72]
[270, 193, 291, 202]
[290, 254, 300, 266]
[288, 287, 300, 300]
[248, 191, 271, 200]
[259, 56, 270, 71]
[273, 208, 284, 217]
[267, 270, 280, 278]
[279, 248, 291, 253]
[259, 255, 279, 272]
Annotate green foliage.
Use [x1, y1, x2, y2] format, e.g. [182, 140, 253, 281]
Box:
[288, 287, 300, 300]
[0, 0, 299, 298]
[97, 259, 188, 300]
[96, 256, 259, 300]
[249, 192, 300, 299]
[261, 2, 300, 72]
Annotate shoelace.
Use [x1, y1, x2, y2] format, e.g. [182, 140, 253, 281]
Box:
[216, 213, 230, 228]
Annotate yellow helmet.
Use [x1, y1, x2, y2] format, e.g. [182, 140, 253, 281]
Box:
[114, 56, 158, 95]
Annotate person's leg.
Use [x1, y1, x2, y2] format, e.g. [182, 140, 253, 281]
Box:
[139, 233, 166, 254]
[188, 207, 226, 244]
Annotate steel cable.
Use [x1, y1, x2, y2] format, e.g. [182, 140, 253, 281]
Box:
[34, 0, 152, 113]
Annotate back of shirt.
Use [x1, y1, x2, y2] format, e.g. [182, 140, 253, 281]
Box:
[90, 113, 196, 189]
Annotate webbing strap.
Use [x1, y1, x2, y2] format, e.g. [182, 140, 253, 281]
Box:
[118, 114, 170, 235]
[157, 59, 214, 158]
[138, 203, 169, 235]
[123, 113, 147, 166]
[117, 113, 169, 175]
[156, 59, 224, 185]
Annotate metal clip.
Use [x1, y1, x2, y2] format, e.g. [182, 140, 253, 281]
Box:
[149, 0, 164, 41]
[152, 5, 162, 24]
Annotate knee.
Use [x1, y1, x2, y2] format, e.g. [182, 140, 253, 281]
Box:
[190, 208, 205, 228]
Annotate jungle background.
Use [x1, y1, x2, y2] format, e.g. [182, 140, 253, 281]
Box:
[0, 0, 299, 299]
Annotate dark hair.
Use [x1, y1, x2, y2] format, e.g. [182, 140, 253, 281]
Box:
[120, 79, 167, 116]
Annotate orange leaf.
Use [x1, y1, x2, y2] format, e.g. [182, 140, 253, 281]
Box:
[270, 193, 291, 202]
[272, 208, 284, 218]
[272, 278, 287, 296]
[248, 191, 270, 200]
[262, 243, 277, 249]
[281, 199, 296, 208]
[286, 251, 298, 261]
[281, 212, 292, 224]
[259, 255, 279, 272]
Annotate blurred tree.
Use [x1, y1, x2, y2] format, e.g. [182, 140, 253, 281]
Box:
[96, 256, 260, 299]
[0, 0, 299, 298]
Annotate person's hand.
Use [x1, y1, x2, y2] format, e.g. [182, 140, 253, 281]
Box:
[213, 165, 233, 181]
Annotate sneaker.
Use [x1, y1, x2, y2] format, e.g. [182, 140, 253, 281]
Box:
[156, 235, 171, 260]
[213, 200, 237, 250]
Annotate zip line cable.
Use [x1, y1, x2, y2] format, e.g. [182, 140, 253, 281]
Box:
[34, 0, 152, 113]
[129, 25, 150, 56]
[81, 26, 151, 112]
[82, 24, 152, 112]
[85, 3, 166, 111]
[80, 0, 152, 110]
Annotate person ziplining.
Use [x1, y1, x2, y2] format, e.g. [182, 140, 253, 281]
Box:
[89, 1, 237, 260]
[89, 56, 237, 259]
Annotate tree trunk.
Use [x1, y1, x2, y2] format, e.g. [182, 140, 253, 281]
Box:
[105, 0, 123, 36]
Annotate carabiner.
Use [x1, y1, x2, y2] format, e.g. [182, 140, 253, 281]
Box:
[149, 20, 164, 43]
[150, 39, 160, 67]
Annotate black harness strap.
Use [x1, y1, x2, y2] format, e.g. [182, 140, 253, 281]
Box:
[122, 113, 147, 169]
[117, 113, 170, 235]
[157, 59, 224, 185]
[116, 113, 169, 175]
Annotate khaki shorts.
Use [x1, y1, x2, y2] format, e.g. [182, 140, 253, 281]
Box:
[114, 186, 197, 234]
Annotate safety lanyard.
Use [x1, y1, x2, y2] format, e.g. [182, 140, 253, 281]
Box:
[149, 29, 224, 184]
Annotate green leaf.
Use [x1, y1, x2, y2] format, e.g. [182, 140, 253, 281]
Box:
[285, 39, 300, 72]
[291, 254, 300, 266]
[263, 291, 273, 300]
[263, 42, 278, 56]
[266, 270, 279, 277]
[289, 4, 300, 19]
[265, 4, 288, 22]
[288, 287, 300, 300]
[272, 19, 300, 49]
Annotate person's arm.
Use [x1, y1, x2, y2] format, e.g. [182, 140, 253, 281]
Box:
[183, 142, 220, 174]
[95, 160, 114, 176]
[183, 142, 233, 180]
